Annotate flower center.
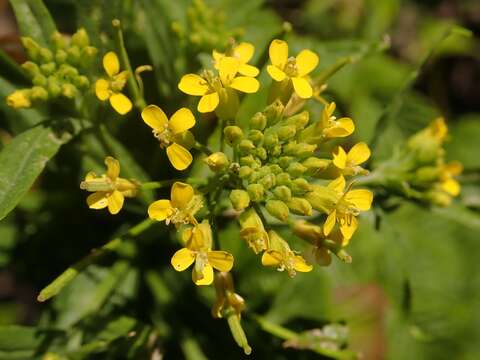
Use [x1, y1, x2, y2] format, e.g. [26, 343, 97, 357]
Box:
[152, 127, 172, 148]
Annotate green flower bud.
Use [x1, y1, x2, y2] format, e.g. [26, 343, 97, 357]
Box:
[259, 173, 276, 189]
[287, 162, 307, 177]
[61, 83, 77, 98]
[270, 144, 282, 156]
[277, 156, 293, 169]
[276, 172, 291, 187]
[276, 125, 296, 141]
[239, 166, 253, 179]
[255, 147, 267, 160]
[287, 198, 312, 216]
[40, 62, 56, 76]
[247, 183, 264, 201]
[250, 112, 267, 130]
[305, 186, 339, 213]
[239, 139, 255, 153]
[51, 31, 66, 50]
[291, 178, 312, 194]
[414, 166, 440, 184]
[269, 164, 282, 174]
[55, 50, 68, 63]
[73, 75, 90, 89]
[248, 129, 264, 145]
[224, 125, 244, 146]
[80, 46, 98, 67]
[30, 86, 48, 101]
[71, 28, 90, 48]
[47, 76, 62, 97]
[230, 189, 250, 211]
[204, 152, 229, 172]
[240, 155, 260, 168]
[265, 200, 289, 222]
[293, 220, 323, 243]
[67, 46, 81, 65]
[283, 142, 317, 157]
[21, 61, 40, 77]
[39, 48, 53, 63]
[264, 133, 279, 149]
[21, 37, 41, 60]
[32, 74, 47, 87]
[425, 189, 452, 207]
[285, 111, 309, 130]
[273, 185, 291, 201]
[263, 99, 284, 126]
[58, 64, 78, 79]
[303, 157, 330, 174]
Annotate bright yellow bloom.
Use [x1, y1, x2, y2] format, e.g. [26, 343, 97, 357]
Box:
[80, 156, 138, 215]
[148, 182, 202, 226]
[319, 102, 355, 138]
[439, 161, 463, 196]
[323, 176, 373, 241]
[261, 230, 312, 277]
[332, 142, 370, 176]
[429, 117, 448, 143]
[6, 90, 31, 108]
[213, 42, 259, 77]
[171, 221, 234, 286]
[95, 52, 132, 115]
[141, 105, 195, 170]
[178, 56, 260, 113]
[267, 39, 319, 99]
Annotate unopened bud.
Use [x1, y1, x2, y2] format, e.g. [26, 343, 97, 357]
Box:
[38, 48, 53, 63]
[73, 75, 90, 89]
[285, 111, 309, 130]
[204, 152, 229, 172]
[291, 178, 312, 193]
[224, 125, 244, 146]
[305, 186, 339, 213]
[229, 190, 250, 211]
[276, 125, 296, 141]
[263, 99, 284, 126]
[239, 139, 255, 153]
[287, 197, 312, 216]
[248, 129, 263, 144]
[283, 142, 317, 157]
[32, 74, 47, 87]
[269, 164, 282, 174]
[30, 86, 48, 101]
[293, 220, 323, 242]
[255, 147, 267, 160]
[247, 183, 264, 201]
[71, 28, 90, 48]
[21, 61, 40, 77]
[55, 50, 68, 63]
[265, 200, 289, 222]
[51, 31, 66, 50]
[264, 133, 279, 149]
[258, 173, 276, 189]
[303, 157, 330, 174]
[80, 46, 98, 67]
[414, 166, 440, 183]
[250, 112, 267, 130]
[273, 185, 292, 201]
[40, 62, 56, 76]
[287, 162, 307, 177]
[61, 83, 77, 98]
[21, 37, 41, 60]
[67, 46, 81, 65]
[276, 172, 291, 187]
[47, 76, 62, 97]
[239, 166, 253, 178]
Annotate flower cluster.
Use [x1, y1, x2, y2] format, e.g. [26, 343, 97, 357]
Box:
[6, 29, 97, 108]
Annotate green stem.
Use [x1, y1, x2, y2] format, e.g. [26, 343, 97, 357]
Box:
[37, 218, 154, 302]
[141, 180, 178, 190]
[314, 57, 352, 87]
[194, 141, 213, 155]
[112, 19, 146, 111]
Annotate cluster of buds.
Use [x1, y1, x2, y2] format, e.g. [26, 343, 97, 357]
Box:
[6, 29, 97, 108]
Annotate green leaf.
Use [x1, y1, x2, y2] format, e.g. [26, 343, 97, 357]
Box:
[0, 326, 39, 352]
[0, 124, 74, 221]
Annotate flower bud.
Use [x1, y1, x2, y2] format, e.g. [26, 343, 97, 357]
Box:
[21, 37, 41, 60]
[414, 166, 440, 184]
[263, 133, 279, 149]
[229, 190, 250, 211]
[224, 125, 243, 146]
[216, 87, 239, 120]
[204, 152, 229, 172]
[273, 185, 292, 201]
[269, 164, 282, 174]
[263, 99, 284, 126]
[276, 172, 291, 187]
[425, 189, 452, 207]
[270, 144, 282, 156]
[73, 75, 90, 89]
[80, 46, 98, 67]
[51, 31, 67, 50]
[291, 178, 312, 193]
[305, 186, 339, 213]
[30, 86, 48, 101]
[283, 142, 317, 157]
[55, 49, 68, 63]
[285, 111, 309, 130]
[250, 112, 267, 130]
[293, 220, 323, 243]
[21, 61, 40, 77]
[238, 166, 253, 179]
[39, 48, 53, 63]
[287, 162, 307, 177]
[6, 90, 31, 108]
[255, 147, 267, 160]
[67, 46, 81, 65]
[303, 157, 330, 174]
[265, 200, 289, 222]
[61, 83, 77, 98]
[247, 183, 264, 201]
[258, 173, 276, 189]
[32, 74, 47, 87]
[276, 125, 296, 141]
[239, 139, 255, 153]
[40, 62, 56, 76]
[240, 155, 260, 168]
[47, 76, 62, 97]
[248, 129, 263, 144]
[287, 197, 312, 216]
[277, 156, 293, 169]
[58, 64, 78, 79]
[71, 28, 90, 48]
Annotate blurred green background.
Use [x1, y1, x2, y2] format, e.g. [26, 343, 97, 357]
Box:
[0, 0, 479, 359]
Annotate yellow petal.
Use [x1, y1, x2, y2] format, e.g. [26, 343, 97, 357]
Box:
[291, 77, 313, 99]
[267, 65, 286, 81]
[171, 248, 195, 271]
[109, 93, 132, 115]
[238, 63, 259, 77]
[269, 39, 288, 68]
[332, 146, 347, 169]
[170, 182, 194, 209]
[234, 42, 254, 63]
[148, 199, 173, 221]
[103, 51, 120, 77]
[337, 117, 355, 136]
[347, 142, 371, 165]
[107, 190, 124, 215]
[261, 250, 282, 267]
[169, 108, 196, 135]
[441, 179, 460, 196]
[141, 104, 168, 131]
[166, 143, 193, 170]
[212, 49, 223, 66]
[323, 210, 336, 236]
[443, 161, 463, 176]
[229, 76, 260, 93]
[193, 264, 214, 286]
[85, 171, 97, 181]
[293, 255, 313, 272]
[178, 74, 209, 96]
[295, 49, 319, 76]
[340, 216, 358, 241]
[105, 156, 120, 180]
[208, 251, 234, 272]
[345, 189, 373, 211]
[95, 79, 110, 101]
[328, 176, 346, 193]
[197, 92, 219, 113]
[87, 192, 108, 209]
[219, 56, 239, 84]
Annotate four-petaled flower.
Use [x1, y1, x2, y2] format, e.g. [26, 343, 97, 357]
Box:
[213, 42, 259, 77]
[141, 105, 195, 170]
[178, 56, 260, 113]
[95, 52, 132, 115]
[80, 156, 138, 215]
[267, 39, 319, 99]
[148, 182, 202, 227]
[332, 142, 371, 176]
[323, 176, 373, 241]
[171, 221, 234, 285]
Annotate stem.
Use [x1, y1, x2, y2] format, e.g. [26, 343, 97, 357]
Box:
[194, 141, 213, 155]
[314, 56, 352, 87]
[112, 19, 146, 111]
[141, 180, 178, 190]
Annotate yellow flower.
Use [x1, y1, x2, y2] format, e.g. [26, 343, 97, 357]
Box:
[429, 117, 448, 143]
[212, 42, 259, 77]
[332, 142, 370, 176]
[323, 176, 373, 241]
[6, 90, 31, 108]
[267, 39, 319, 99]
[239, 208, 269, 254]
[80, 156, 138, 215]
[95, 52, 132, 115]
[148, 182, 202, 226]
[439, 161, 463, 197]
[261, 230, 312, 277]
[141, 105, 195, 170]
[178, 56, 260, 113]
[171, 221, 234, 286]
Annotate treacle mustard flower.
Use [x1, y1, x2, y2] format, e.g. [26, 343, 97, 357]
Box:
[323, 176, 373, 240]
[171, 221, 234, 286]
[178, 56, 259, 113]
[238, 208, 269, 254]
[141, 105, 195, 170]
[80, 156, 138, 215]
[6, 90, 32, 109]
[148, 182, 202, 226]
[95, 52, 132, 115]
[261, 230, 312, 277]
[213, 42, 259, 77]
[439, 161, 463, 197]
[267, 39, 319, 99]
[332, 142, 371, 176]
